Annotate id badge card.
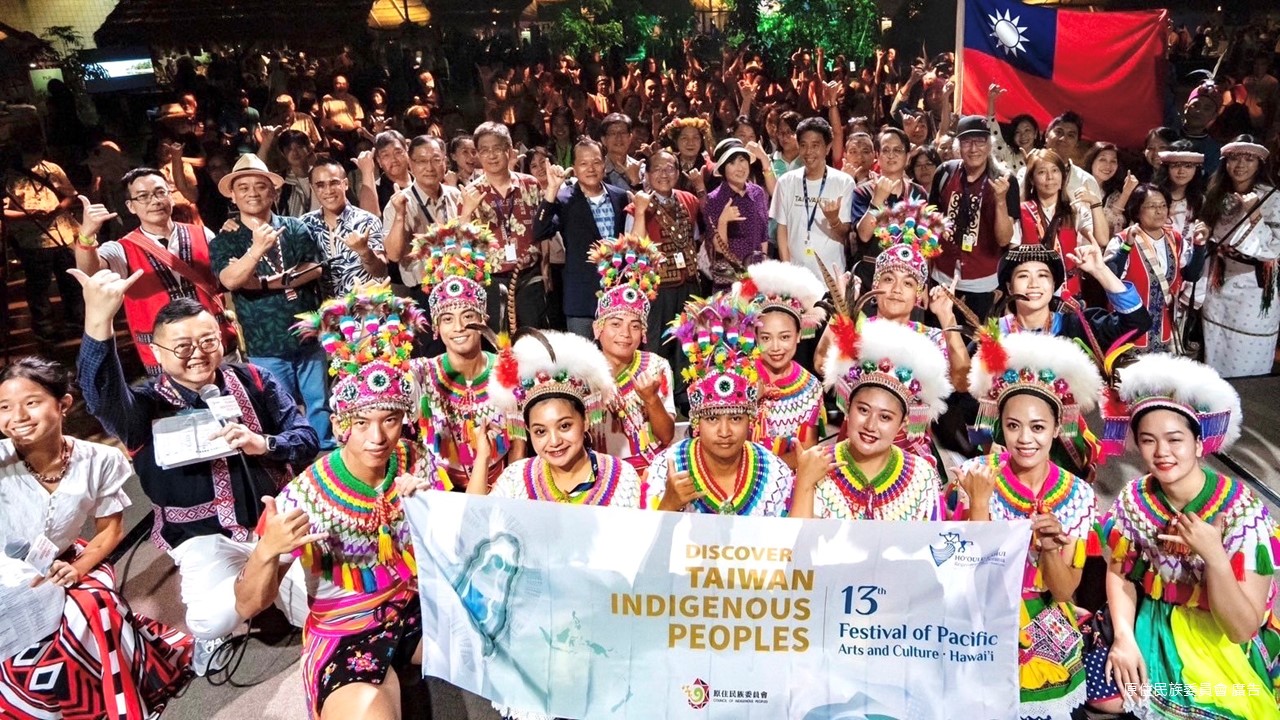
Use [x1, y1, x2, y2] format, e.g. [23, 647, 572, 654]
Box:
[25, 534, 59, 575]
[961, 232, 976, 253]
[504, 243, 518, 263]
[673, 251, 687, 269]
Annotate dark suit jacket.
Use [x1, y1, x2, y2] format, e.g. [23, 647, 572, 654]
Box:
[535, 181, 630, 317]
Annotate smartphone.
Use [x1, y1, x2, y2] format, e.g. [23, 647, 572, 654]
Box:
[848, 61, 857, 72]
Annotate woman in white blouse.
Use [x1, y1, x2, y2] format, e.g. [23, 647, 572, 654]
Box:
[0, 356, 192, 718]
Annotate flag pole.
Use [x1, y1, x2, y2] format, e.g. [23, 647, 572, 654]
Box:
[954, 0, 966, 116]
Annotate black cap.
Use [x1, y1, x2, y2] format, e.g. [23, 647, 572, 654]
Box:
[955, 115, 988, 139]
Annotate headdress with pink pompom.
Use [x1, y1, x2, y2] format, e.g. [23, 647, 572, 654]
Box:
[592, 233, 664, 327]
[870, 199, 948, 286]
[666, 289, 761, 423]
[408, 219, 500, 321]
[293, 285, 426, 423]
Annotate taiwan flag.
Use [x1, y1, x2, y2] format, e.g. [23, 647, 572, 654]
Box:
[960, 0, 1167, 148]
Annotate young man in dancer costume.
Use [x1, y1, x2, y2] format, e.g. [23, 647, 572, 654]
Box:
[648, 290, 804, 517]
[589, 233, 676, 471]
[959, 331, 1103, 719]
[809, 314, 950, 520]
[407, 220, 524, 488]
[235, 287, 448, 719]
[739, 259, 828, 469]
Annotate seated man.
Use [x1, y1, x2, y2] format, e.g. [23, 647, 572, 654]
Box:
[72, 268, 319, 674]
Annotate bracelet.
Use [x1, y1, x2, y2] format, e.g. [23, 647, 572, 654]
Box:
[1090, 202, 1103, 210]
[76, 234, 99, 249]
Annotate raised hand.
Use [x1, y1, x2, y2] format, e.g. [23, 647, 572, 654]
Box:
[958, 462, 999, 507]
[1073, 186, 1101, 207]
[256, 496, 327, 558]
[1191, 220, 1209, 246]
[795, 444, 836, 491]
[545, 164, 568, 200]
[928, 276, 958, 328]
[872, 174, 902, 206]
[389, 189, 409, 216]
[632, 190, 652, 216]
[341, 228, 371, 253]
[685, 168, 706, 194]
[819, 197, 842, 222]
[1157, 512, 1228, 562]
[250, 222, 283, 256]
[633, 369, 662, 404]
[1121, 171, 1139, 196]
[460, 184, 484, 217]
[67, 268, 144, 326]
[990, 175, 1010, 199]
[987, 83, 1006, 101]
[657, 460, 702, 512]
[1067, 243, 1105, 277]
[718, 202, 742, 228]
[77, 194, 118, 240]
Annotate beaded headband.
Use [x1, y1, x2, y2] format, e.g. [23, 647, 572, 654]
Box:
[408, 219, 499, 320]
[870, 199, 948, 286]
[592, 234, 663, 327]
[1101, 353, 1242, 456]
[667, 290, 761, 421]
[739, 260, 827, 339]
[293, 285, 426, 420]
[490, 330, 617, 439]
[969, 327, 1103, 453]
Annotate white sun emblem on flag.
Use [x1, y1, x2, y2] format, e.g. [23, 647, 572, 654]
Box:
[988, 9, 1030, 57]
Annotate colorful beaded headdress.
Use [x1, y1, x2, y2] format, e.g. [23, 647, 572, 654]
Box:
[592, 234, 663, 327]
[408, 219, 499, 320]
[997, 243, 1066, 293]
[667, 290, 761, 421]
[969, 328, 1103, 453]
[821, 314, 952, 441]
[870, 199, 948, 286]
[489, 330, 617, 437]
[294, 285, 425, 424]
[739, 259, 827, 339]
[1101, 353, 1242, 456]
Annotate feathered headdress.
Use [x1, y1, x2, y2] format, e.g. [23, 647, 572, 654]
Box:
[740, 260, 827, 339]
[969, 330, 1103, 455]
[1101, 353, 1242, 456]
[870, 199, 948, 286]
[489, 330, 617, 437]
[821, 317, 953, 440]
[408, 219, 499, 321]
[661, 116, 714, 154]
[591, 234, 663, 327]
[666, 289, 761, 421]
[293, 285, 427, 422]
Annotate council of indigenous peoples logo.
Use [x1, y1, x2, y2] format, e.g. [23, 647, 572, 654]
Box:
[682, 678, 710, 709]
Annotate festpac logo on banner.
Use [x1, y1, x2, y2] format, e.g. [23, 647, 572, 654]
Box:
[929, 530, 1011, 568]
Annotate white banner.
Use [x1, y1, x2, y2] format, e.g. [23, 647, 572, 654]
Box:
[405, 492, 1030, 719]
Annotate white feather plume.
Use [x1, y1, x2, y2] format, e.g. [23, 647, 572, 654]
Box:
[821, 319, 953, 420]
[746, 260, 826, 311]
[968, 333, 1103, 414]
[1115, 353, 1242, 449]
[488, 331, 618, 415]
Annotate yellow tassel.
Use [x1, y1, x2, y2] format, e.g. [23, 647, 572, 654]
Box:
[341, 563, 355, 590]
[404, 549, 417, 577]
[1150, 573, 1164, 598]
[378, 526, 395, 563]
[1071, 539, 1086, 569]
[1113, 536, 1130, 562]
[1033, 564, 1044, 589]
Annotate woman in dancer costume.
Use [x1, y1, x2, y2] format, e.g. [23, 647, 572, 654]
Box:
[648, 290, 801, 517]
[959, 330, 1103, 720]
[408, 219, 523, 489]
[739, 259, 828, 469]
[479, 329, 645, 508]
[237, 287, 448, 719]
[589, 234, 676, 471]
[1087, 353, 1280, 719]
[812, 307, 950, 520]
[0, 357, 192, 718]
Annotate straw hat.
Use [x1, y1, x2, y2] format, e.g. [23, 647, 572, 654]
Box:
[217, 153, 285, 198]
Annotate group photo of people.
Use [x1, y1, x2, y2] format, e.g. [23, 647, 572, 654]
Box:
[2, 2, 1280, 718]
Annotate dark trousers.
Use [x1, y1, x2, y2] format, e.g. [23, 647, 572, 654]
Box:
[486, 271, 551, 333]
[15, 245, 82, 333]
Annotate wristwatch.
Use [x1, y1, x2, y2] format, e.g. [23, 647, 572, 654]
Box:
[265, 434, 279, 453]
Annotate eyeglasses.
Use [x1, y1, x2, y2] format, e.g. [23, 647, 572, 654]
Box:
[129, 188, 172, 203]
[476, 145, 509, 156]
[879, 146, 906, 156]
[153, 337, 221, 360]
[650, 166, 679, 175]
[959, 138, 990, 149]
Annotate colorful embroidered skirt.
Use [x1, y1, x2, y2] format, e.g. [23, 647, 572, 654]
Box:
[1019, 595, 1086, 719]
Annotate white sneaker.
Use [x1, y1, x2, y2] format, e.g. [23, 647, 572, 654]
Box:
[192, 637, 230, 677]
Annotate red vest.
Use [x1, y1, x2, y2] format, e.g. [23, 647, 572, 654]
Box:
[641, 190, 701, 286]
[1018, 201, 1082, 297]
[1122, 225, 1184, 349]
[119, 223, 234, 373]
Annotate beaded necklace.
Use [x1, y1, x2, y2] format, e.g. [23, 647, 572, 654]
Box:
[295, 443, 417, 594]
[992, 454, 1069, 518]
[522, 450, 621, 506]
[610, 352, 660, 457]
[686, 439, 765, 515]
[829, 442, 907, 519]
[19, 438, 72, 486]
[1137, 470, 1236, 557]
[422, 351, 511, 464]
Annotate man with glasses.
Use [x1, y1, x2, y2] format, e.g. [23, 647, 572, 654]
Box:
[72, 274, 319, 675]
[599, 112, 644, 191]
[459, 121, 547, 330]
[73, 167, 235, 376]
[300, 158, 388, 299]
[927, 115, 1021, 321]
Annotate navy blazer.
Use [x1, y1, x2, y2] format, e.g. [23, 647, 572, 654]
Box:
[535, 181, 630, 317]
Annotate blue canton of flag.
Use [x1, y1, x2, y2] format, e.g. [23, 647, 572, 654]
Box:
[964, 0, 1057, 80]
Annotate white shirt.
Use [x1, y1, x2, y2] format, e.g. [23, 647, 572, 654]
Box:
[768, 166, 856, 280]
[0, 439, 133, 556]
[382, 183, 461, 286]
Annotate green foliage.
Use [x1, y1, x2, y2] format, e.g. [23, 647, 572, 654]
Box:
[544, 0, 695, 62]
[755, 0, 879, 71]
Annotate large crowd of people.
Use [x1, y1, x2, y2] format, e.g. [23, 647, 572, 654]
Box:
[2, 16, 1280, 720]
